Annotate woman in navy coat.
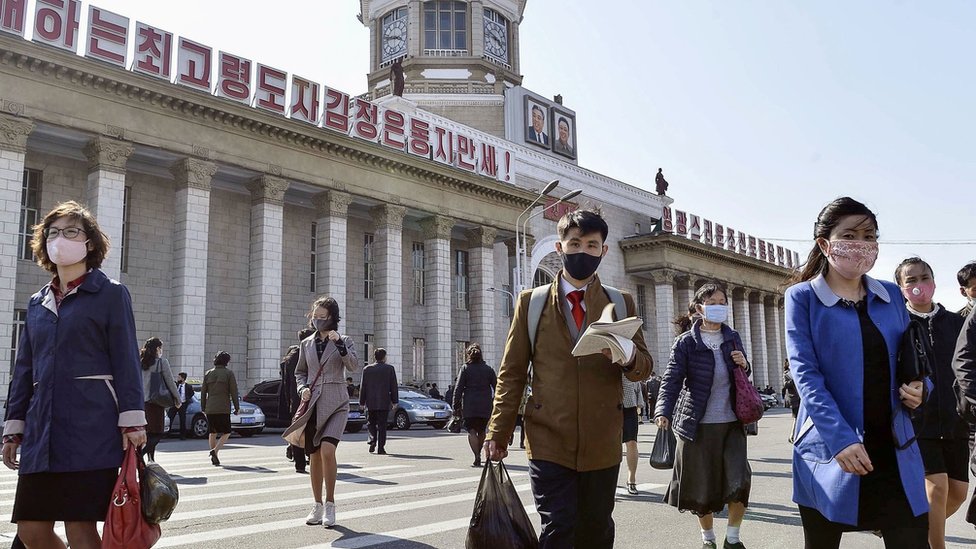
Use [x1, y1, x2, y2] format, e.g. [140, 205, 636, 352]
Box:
[785, 197, 927, 548]
[2, 201, 146, 548]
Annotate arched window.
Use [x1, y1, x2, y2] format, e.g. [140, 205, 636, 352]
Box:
[423, 1, 468, 55]
[533, 269, 554, 288]
[483, 8, 509, 66]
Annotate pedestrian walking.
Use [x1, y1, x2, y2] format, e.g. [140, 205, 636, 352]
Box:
[1, 201, 147, 548]
[281, 296, 359, 529]
[895, 256, 969, 549]
[360, 348, 399, 454]
[200, 351, 240, 466]
[281, 328, 315, 473]
[785, 197, 928, 548]
[647, 372, 662, 423]
[655, 282, 753, 549]
[429, 383, 442, 400]
[484, 209, 653, 549]
[168, 371, 195, 439]
[953, 298, 976, 526]
[140, 337, 181, 461]
[453, 343, 497, 467]
[783, 361, 800, 443]
[444, 384, 454, 407]
[958, 262, 976, 318]
[622, 375, 642, 495]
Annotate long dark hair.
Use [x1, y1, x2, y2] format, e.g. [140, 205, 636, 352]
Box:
[140, 337, 162, 370]
[465, 343, 483, 364]
[788, 197, 878, 286]
[672, 302, 697, 336]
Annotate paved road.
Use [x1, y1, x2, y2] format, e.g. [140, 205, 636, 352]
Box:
[1, 408, 974, 548]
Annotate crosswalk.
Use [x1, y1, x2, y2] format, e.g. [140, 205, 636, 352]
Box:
[0, 435, 665, 548]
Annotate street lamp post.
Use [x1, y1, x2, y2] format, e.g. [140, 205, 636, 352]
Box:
[514, 179, 559, 293]
[518, 188, 583, 290]
[488, 287, 516, 311]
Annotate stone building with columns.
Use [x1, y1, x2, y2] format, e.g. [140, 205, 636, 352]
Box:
[0, 1, 795, 407]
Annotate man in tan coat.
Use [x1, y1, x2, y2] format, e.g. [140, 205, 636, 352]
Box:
[485, 209, 653, 549]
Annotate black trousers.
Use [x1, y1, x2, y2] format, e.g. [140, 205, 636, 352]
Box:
[529, 459, 619, 549]
[367, 410, 388, 451]
[167, 405, 188, 437]
[798, 505, 928, 549]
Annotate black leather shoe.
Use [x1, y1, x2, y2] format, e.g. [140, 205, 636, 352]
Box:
[210, 450, 220, 466]
[377, 449, 387, 455]
[368, 445, 375, 453]
[723, 540, 746, 549]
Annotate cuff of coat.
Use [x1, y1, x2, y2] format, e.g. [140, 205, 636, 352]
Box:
[3, 420, 25, 436]
[118, 410, 147, 427]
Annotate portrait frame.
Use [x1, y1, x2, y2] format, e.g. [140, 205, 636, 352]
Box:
[550, 107, 577, 160]
[524, 95, 551, 150]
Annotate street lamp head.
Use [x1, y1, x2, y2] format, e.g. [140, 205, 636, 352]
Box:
[558, 189, 583, 202]
[541, 179, 559, 195]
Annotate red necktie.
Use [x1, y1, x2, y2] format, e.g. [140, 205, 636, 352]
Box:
[567, 290, 585, 331]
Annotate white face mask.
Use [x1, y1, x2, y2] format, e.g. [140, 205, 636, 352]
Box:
[701, 304, 729, 324]
[46, 238, 89, 266]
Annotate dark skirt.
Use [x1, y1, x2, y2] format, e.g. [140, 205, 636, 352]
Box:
[145, 401, 166, 434]
[622, 406, 639, 443]
[666, 421, 751, 516]
[12, 468, 118, 522]
[464, 417, 488, 433]
[208, 413, 231, 434]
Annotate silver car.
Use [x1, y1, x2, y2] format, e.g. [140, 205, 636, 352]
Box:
[385, 387, 453, 430]
[164, 394, 266, 438]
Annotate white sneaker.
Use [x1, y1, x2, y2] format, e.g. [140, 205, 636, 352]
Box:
[323, 501, 336, 528]
[305, 502, 323, 525]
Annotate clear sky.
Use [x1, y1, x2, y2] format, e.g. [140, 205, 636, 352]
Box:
[46, 0, 975, 309]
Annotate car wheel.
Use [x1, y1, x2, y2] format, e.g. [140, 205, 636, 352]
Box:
[430, 421, 446, 430]
[192, 414, 209, 438]
[394, 410, 410, 430]
[346, 424, 363, 434]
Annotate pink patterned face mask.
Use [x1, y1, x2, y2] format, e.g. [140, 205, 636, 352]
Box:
[902, 280, 936, 306]
[825, 240, 878, 280]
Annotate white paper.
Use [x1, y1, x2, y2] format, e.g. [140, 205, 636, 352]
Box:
[571, 303, 643, 363]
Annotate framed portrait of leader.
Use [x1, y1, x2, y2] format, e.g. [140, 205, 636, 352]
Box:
[524, 96, 551, 150]
[550, 107, 577, 159]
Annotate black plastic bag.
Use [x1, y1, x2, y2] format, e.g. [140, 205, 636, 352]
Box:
[649, 426, 676, 470]
[140, 458, 180, 524]
[465, 461, 538, 549]
[448, 415, 464, 433]
[744, 422, 759, 436]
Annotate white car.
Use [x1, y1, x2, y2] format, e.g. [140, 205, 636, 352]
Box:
[164, 395, 266, 438]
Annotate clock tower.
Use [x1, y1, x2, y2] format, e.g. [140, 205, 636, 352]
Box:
[359, 0, 526, 138]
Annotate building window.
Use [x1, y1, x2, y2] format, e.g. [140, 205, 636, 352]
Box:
[503, 283, 514, 317]
[381, 7, 408, 65]
[636, 284, 648, 325]
[454, 250, 468, 310]
[453, 339, 470, 382]
[11, 309, 26, 369]
[533, 269, 553, 288]
[364, 233, 374, 299]
[310, 223, 317, 293]
[423, 1, 467, 55]
[412, 242, 425, 305]
[483, 8, 509, 67]
[412, 338, 425, 382]
[120, 186, 132, 273]
[363, 333, 373, 368]
[19, 169, 41, 260]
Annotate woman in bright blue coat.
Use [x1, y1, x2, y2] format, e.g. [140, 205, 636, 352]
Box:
[1, 201, 146, 548]
[785, 197, 928, 548]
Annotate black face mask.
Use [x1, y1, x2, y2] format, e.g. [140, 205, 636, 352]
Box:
[560, 251, 603, 280]
[312, 318, 338, 332]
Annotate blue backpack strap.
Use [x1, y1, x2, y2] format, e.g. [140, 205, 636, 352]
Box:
[602, 285, 628, 321]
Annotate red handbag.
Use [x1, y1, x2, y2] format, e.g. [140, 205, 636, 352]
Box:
[102, 445, 161, 549]
[730, 342, 764, 425]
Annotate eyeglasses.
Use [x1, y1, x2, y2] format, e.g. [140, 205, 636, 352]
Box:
[45, 227, 86, 240]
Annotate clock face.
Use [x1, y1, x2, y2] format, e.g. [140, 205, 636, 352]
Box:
[485, 22, 508, 59]
[382, 19, 407, 59]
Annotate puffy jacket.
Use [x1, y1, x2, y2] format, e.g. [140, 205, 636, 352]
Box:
[655, 321, 750, 442]
[909, 305, 966, 439]
[954, 308, 976, 422]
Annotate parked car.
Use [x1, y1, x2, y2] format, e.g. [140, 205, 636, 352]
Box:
[383, 387, 453, 430]
[760, 393, 778, 411]
[242, 379, 365, 433]
[164, 394, 266, 438]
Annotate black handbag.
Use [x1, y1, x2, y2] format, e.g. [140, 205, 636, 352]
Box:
[148, 360, 175, 408]
[448, 415, 464, 434]
[139, 455, 179, 524]
[896, 319, 932, 387]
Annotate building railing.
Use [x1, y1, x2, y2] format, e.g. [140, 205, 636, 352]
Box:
[482, 54, 512, 70]
[423, 49, 469, 57]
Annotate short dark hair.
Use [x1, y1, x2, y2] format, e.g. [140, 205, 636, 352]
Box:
[531, 105, 544, 118]
[374, 348, 387, 362]
[958, 262, 976, 287]
[558, 117, 569, 129]
[32, 200, 111, 275]
[693, 282, 728, 305]
[894, 256, 933, 285]
[346, 377, 353, 382]
[298, 328, 315, 341]
[213, 351, 231, 366]
[178, 372, 188, 380]
[557, 208, 608, 242]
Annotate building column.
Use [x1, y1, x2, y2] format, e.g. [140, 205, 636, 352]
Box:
[372, 203, 406, 377]
[169, 158, 217, 379]
[314, 190, 351, 303]
[652, 269, 677, 372]
[732, 287, 752, 377]
[83, 136, 133, 280]
[470, 0, 485, 58]
[420, 215, 455, 389]
[674, 274, 694, 317]
[764, 294, 785, 391]
[749, 291, 768, 388]
[0, 114, 33, 403]
[246, 175, 289, 388]
[468, 226, 498, 364]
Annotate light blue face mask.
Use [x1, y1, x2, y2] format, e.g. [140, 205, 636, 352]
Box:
[701, 304, 729, 324]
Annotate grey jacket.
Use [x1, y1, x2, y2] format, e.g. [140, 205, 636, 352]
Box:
[622, 376, 642, 409]
[142, 357, 181, 405]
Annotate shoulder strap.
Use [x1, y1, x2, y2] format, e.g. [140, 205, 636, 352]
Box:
[527, 286, 550, 357]
[602, 285, 628, 322]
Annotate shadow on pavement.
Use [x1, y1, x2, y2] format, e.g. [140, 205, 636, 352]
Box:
[386, 453, 452, 461]
[750, 457, 792, 465]
[338, 473, 395, 486]
[947, 534, 976, 544]
[219, 465, 276, 473]
[750, 470, 793, 479]
[328, 525, 438, 548]
[171, 476, 208, 485]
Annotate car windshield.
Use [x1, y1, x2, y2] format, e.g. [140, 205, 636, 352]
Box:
[399, 390, 427, 399]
